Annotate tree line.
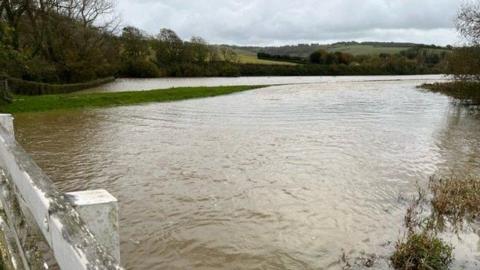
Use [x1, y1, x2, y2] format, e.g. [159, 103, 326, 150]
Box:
[0, 0, 242, 83]
[118, 27, 241, 78]
[0, 0, 477, 84]
[0, 0, 121, 83]
[256, 46, 449, 74]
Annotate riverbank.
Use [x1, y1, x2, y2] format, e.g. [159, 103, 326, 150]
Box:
[421, 81, 480, 105]
[0, 85, 265, 113]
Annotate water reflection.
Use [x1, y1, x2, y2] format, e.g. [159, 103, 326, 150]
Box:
[13, 78, 480, 269]
[435, 105, 480, 176]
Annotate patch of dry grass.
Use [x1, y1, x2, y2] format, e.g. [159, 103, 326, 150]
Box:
[429, 176, 480, 232]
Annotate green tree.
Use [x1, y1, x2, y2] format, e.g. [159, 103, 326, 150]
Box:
[121, 26, 150, 59]
[0, 0, 120, 82]
[155, 28, 185, 66]
[309, 49, 328, 64]
[120, 26, 158, 77]
[189, 36, 209, 63]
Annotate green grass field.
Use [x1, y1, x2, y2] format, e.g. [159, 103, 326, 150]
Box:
[327, 44, 451, 56]
[232, 47, 297, 65]
[326, 44, 407, 55]
[237, 53, 297, 65]
[0, 85, 266, 113]
[230, 42, 451, 58]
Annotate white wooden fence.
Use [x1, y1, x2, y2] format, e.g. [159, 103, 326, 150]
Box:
[0, 114, 122, 269]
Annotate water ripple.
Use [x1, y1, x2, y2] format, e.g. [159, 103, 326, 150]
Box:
[14, 77, 480, 269]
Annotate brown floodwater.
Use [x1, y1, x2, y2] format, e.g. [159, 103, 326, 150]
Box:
[13, 77, 480, 269]
[84, 75, 448, 92]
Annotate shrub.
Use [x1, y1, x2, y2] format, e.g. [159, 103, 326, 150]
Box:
[391, 231, 453, 270]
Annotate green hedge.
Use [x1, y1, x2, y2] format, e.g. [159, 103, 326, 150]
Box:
[1, 76, 115, 95]
[237, 63, 441, 76]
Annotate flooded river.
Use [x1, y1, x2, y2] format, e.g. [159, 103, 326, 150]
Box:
[14, 76, 480, 269]
[85, 75, 447, 92]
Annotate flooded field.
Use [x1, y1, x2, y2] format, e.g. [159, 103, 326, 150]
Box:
[14, 76, 480, 269]
[84, 75, 448, 92]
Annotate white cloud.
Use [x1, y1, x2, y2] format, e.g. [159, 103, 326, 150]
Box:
[115, 0, 461, 45]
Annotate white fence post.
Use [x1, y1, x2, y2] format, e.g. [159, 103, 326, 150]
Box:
[0, 113, 122, 269]
[65, 190, 121, 262]
[0, 114, 14, 137]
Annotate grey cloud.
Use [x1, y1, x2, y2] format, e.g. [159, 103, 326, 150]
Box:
[116, 0, 460, 45]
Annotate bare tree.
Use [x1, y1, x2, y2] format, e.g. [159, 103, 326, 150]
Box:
[62, 0, 118, 30]
[450, 1, 480, 81]
[457, 1, 480, 45]
[0, 0, 29, 49]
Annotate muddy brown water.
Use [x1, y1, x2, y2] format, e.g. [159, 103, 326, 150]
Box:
[84, 75, 447, 93]
[14, 76, 480, 269]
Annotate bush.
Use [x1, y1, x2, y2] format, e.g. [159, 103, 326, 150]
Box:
[391, 231, 453, 270]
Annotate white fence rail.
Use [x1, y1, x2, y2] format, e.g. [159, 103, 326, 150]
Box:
[0, 114, 121, 269]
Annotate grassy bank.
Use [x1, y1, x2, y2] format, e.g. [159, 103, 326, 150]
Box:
[0, 85, 266, 113]
[421, 81, 480, 105]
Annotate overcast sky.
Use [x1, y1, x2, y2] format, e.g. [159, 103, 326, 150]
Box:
[116, 0, 462, 46]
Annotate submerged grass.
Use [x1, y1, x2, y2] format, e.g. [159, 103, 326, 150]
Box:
[0, 85, 266, 113]
[421, 81, 480, 105]
[391, 231, 453, 270]
[391, 175, 480, 269]
[429, 176, 480, 232]
[391, 186, 453, 270]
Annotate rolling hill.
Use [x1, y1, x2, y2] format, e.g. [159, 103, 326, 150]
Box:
[226, 42, 452, 65]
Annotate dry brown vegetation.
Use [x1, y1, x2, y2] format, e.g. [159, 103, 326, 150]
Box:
[421, 82, 480, 105]
[391, 175, 480, 270]
[429, 176, 480, 232]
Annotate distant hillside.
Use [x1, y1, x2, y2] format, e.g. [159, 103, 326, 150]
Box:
[232, 48, 297, 65]
[226, 41, 451, 58]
